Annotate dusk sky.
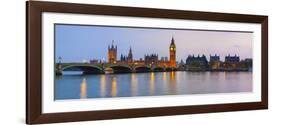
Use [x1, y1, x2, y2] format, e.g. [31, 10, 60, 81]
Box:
[55, 24, 253, 63]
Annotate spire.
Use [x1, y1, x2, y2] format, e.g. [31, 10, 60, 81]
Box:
[128, 46, 133, 60]
[170, 36, 176, 48]
[171, 36, 175, 45]
[111, 40, 114, 48]
[129, 46, 132, 53]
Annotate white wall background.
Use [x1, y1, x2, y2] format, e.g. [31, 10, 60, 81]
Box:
[0, 0, 279, 124]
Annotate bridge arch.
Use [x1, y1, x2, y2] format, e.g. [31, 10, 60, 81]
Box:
[165, 67, 177, 72]
[62, 65, 104, 74]
[135, 65, 151, 73]
[109, 65, 133, 73]
[153, 67, 165, 72]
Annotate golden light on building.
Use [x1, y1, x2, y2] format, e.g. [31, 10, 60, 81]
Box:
[108, 41, 117, 63]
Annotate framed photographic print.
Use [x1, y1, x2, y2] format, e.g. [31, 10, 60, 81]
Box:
[26, 1, 268, 124]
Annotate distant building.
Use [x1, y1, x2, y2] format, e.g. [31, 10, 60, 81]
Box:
[160, 56, 169, 62]
[164, 57, 168, 61]
[209, 54, 221, 70]
[244, 58, 253, 66]
[186, 55, 208, 65]
[106, 37, 177, 69]
[120, 54, 127, 62]
[90, 59, 99, 64]
[180, 59, 185, 65]
[186, 54, 209, 70]
[127, 47, 133, 63]
[120, 47, 134, 64]
[223, 54, 240, 69]
[144, 54, 158, 65]
[210, 54, 220, 62]
[225, 54, 240, 63]
[108, 40, 117, 63]
[240, 58, 253, 70]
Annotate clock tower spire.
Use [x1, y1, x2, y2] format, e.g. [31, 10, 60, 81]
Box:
[169, 37, 176, 67]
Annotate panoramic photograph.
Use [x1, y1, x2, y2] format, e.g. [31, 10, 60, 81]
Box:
[54, 24, 253, 100]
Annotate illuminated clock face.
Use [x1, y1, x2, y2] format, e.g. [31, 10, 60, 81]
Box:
[170, 47, 175, 51]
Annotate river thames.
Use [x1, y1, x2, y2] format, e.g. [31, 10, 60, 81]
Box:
[55, 71, 252, 100]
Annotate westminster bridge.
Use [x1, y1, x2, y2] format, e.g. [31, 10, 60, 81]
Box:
[56, 63, 178, 75]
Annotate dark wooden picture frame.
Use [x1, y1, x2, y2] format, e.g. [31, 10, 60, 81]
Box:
[26, 1, 268, 124]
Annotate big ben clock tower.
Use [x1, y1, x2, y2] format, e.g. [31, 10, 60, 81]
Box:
[169, 37, 176, 67]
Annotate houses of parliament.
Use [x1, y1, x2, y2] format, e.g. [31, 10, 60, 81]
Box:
[107, 37, 177, 68]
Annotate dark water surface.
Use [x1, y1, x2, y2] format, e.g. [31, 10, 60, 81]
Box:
[55, 71, 252, 100]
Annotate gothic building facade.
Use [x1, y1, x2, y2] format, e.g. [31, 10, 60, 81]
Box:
[224, 54, 240, 69]
[107, 37, 176, 68]
[225, 54, 240, 63]
[210, 54, 220, 62]
[120, 47, 134, 63]
[108, 41, 117, 63]
[186, 55, 209, 70]
[127, 47, 133, 63]
[144, 54, 158, 65]
[209, 54, 221, 70]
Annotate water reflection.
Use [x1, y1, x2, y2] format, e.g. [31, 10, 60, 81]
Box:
[224, 72, 240, 80]
[170, 71, 175, 81]
[163, 72, 167, 81]
[111, 77, 117, 97]
[131, 73, 138, 96]
[55, 71, 253, 100]
[80, 78, 87, 99]
[100, 75, 106, 97]
[168, 72, 177, 94]
[150, 72, 155, 95]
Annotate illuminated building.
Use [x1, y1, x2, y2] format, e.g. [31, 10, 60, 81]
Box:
[108, 41, 117, 63]
[209, 54, 222, 70]
[169, 37, 176, 67]
[108, 37, 177, 68]
[224, 54, 240, 69]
